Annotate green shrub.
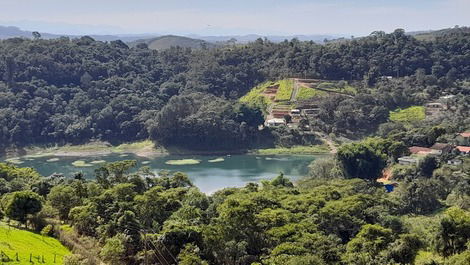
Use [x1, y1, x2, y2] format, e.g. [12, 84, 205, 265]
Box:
[41, 224, 54, 237]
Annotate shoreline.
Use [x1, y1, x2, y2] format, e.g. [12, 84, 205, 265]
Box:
[1, 141, 333, 160]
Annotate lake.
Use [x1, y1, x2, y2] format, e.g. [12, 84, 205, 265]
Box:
[4, 154, 322, 193]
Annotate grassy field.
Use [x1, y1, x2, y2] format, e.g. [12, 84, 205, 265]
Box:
[296, 86, 326, 100]
[275, 79, 294, 101]
[0, 223, 70, 264]
[389, 106, 426, 122]
[254, 144, 331, 155]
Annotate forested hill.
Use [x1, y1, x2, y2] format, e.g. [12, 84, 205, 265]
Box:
[413, 26, 470, 41]
[129, 35, 215, 51]
[0, 29, 470, 150]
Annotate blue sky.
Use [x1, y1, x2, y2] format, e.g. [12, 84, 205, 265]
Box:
[0, 0, 469, 35]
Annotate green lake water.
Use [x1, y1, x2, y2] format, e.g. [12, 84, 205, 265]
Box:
[3, 154, 322, 193]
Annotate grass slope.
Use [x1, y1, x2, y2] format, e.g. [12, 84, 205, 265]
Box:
[240, 79, 294, 108]
[0, 223, 70, 264]
[275, 79, 294, 101]
[389, 106, 425, 122]
[239, 81, 272, 112]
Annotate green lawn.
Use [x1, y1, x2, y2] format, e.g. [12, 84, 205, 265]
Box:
[0, 223, 71, 264]
[275, 79, 294, 101]
[296, 86, 326, 100]
[389, 106, 425, 122]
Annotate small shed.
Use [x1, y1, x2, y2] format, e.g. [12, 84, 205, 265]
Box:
[398, 156, 419, 165]
[430, 143, 453, 154]
[290, 109, 301, 115]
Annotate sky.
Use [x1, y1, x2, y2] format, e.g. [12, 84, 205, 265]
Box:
[0, 0, 469, 36]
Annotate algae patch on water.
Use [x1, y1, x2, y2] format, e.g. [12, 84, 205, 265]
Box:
[72, 160, 93, 167]
[4, 158, 24, 164]
[165, 159, 201, 165]
[46, 158, 60, 162]
[208, 157, 225, 163]
[90, 160, 107, 164]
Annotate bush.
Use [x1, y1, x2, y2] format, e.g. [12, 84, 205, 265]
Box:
[63, 254, 86, 265]
[308, 158, 344, 179]
[41, 224, 54, 237]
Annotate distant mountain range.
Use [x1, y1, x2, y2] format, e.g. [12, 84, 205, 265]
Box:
[2, 24, 468, 51]
[0, 25, 153, 42]
[0, 25, 343, 44]
[189, 34, 345, 43]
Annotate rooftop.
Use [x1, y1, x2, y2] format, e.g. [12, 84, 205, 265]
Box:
[460, 132, 470, 138]
[456, 146, 470, 153]
[267, 118, 285, 123]
[409, 146, 433, 154]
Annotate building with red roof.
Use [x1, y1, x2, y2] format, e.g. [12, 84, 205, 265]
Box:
[409, 146, 442, 156]
[460, 132, 470, 138]
[456, 146, 470, 154]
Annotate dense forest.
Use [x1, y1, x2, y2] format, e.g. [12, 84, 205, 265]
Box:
[0, 136, 469, 264]
[0, 28, 470, 265]
[1, 28, 470, 150]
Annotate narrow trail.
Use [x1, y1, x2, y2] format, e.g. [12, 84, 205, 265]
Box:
[324, 137, 338, 154]
[290, 78, 300, 102]
[315, 132, 338, 154]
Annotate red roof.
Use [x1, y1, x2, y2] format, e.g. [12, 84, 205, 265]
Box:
[460, 132, 470, 138]
[409, 146, 433, 154]
[456, 146, 470, 153]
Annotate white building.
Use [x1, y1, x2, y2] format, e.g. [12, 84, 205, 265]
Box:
[398, 156, 419, 165]
[265, 118, 286, 127]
